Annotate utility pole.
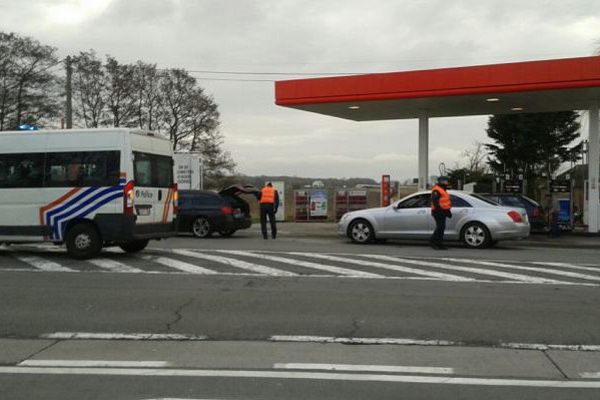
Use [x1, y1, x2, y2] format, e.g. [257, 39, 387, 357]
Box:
[65, 56, 73, 129]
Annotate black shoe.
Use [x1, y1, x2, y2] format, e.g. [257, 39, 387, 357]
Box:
[263, 236, 268, 240]
[438, 245, 448, 250]
[430, 241, 440, 250]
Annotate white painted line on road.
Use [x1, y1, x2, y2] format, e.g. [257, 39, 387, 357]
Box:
[87, 258, 145, 273]
[19, 360, 171, 368]
[2, 366, 600, 388]
[14, 255, 75, 272]
[580, 371, 600, 379]
[293, 253, 474, 282]
[41, 332, 208, 341]
[274, 363, 454, 374]
[141, 255, 219, 275]
[173, 249, 297, 277]
[501, 342, 600, 352]
[442, 258, 600, 283]
[270, 336, 600, 352]
[364, 255, 564, 284]
[269, 335, 460, 346]
[531, 261, 600, 273]
[218, 250, 384, 278]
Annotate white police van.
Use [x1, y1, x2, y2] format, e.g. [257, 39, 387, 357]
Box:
[0, 128, 177, 259]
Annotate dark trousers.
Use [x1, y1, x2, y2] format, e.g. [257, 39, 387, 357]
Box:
[260, 204, 277, 239]
[430, 212, 447, 245]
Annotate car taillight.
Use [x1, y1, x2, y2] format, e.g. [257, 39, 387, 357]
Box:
[532, 208, 541, 218]
[221, 206, 233, 215]
[124, 180, 135, 215]
[507, 210, 522, 223]
[172, 183, 178, 215]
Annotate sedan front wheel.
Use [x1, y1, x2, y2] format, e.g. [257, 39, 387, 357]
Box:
[349, 219, 375, 244]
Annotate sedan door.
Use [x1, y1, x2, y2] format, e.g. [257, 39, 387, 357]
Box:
[444, 195, 474, 239]
[383, 193, 432, 239]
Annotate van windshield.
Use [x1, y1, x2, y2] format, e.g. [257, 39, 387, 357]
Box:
[133, 152, 173, 188]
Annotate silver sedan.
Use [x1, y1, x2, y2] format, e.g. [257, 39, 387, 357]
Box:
[337, 190, 530, 248]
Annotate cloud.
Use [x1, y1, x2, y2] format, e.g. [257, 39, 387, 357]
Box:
[0, 0, 598, 179]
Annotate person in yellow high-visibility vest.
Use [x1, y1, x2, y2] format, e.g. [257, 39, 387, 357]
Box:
[258, 182, 279, 239]
[430, 176, 452, 250]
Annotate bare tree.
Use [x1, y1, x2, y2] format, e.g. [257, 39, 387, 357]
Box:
[0, 32, 60, 130]
[72, 50, 106, 128]
[132, 61, 161, 130]
[103, 56, 137, 127]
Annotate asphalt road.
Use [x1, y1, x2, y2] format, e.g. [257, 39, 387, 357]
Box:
[1, 226, 600, 399]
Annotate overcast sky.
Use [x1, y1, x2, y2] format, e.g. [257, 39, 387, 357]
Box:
[1, 0, 599, 180]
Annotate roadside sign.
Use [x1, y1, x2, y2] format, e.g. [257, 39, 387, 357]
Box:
[550, 180, 571, 192]
[504, 181, 522, 193]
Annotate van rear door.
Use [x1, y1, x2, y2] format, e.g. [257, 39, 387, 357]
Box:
[133, 152, 174, 224]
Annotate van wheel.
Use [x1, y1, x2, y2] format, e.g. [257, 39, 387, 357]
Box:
[192, 217, 212, 238]
[119, 239, 149, 253]
[65, 223, 102, 259]
[461, 222, 491, 249]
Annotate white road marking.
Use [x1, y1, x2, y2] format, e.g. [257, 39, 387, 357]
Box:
[141, 255, 219, 275]
[274, 363, 454, 374]
[2, 366, 600, 388]
[442, 258, 600, 282]
[40, 332, 207, 341]
[580, 372, 600, 379]
[14, 255, 75, 272]
[87, 258, 144, 273]
[291, 253, 474, 282]
[363, 255, 565, 284]
[500, 342, 600, 352]
[173, 250, 297, 277]
[269, 336, 460, 346]
[531, 261, 600, 273]
[19, 360, 170, 368]
[218, 250, 384, 278]
[270, 336, 600, 352]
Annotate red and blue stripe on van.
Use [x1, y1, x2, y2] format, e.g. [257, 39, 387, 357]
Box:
[39, 177, 126, 241]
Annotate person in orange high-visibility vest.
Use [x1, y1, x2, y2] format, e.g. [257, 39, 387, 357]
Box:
[258, 182, 279, 239]
[430, 176, 452, 250]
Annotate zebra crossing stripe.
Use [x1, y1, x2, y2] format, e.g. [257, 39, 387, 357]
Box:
[140, 255, 218, 275]
[87, 258, 145, 273]
[441, 258, 600, 283]
[531, 261, 600, 273]
[14, 256, 75, 272]
[290, 253, 474, 282]
[217, 250, 384, 278]
[172, 250, 297, 277]
[363, 255, 564, 284]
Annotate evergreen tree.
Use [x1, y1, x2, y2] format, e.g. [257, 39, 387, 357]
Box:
[485, 112, 581, 183]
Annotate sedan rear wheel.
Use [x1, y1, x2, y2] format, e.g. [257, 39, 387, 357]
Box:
[461, 222, 491, 249]
[349, 219, 374, 244]
[192, 217, 212, 238]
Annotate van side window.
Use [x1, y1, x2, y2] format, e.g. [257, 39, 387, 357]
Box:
[134, 152, 174, 188]
[0, 153, 44, 188]
[45, 151, 120, 187]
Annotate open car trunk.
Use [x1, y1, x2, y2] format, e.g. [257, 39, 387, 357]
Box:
[219, 185, 259, 217]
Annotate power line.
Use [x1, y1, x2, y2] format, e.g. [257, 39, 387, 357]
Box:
[185, 69, 361, 76]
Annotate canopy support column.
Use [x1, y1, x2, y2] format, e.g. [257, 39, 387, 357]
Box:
[588, 104, 600, 233]
[418, 116, 429, 191]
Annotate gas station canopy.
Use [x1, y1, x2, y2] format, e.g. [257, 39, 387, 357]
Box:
[274, 56, 600, 232]
[275, 56, 600, 120]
